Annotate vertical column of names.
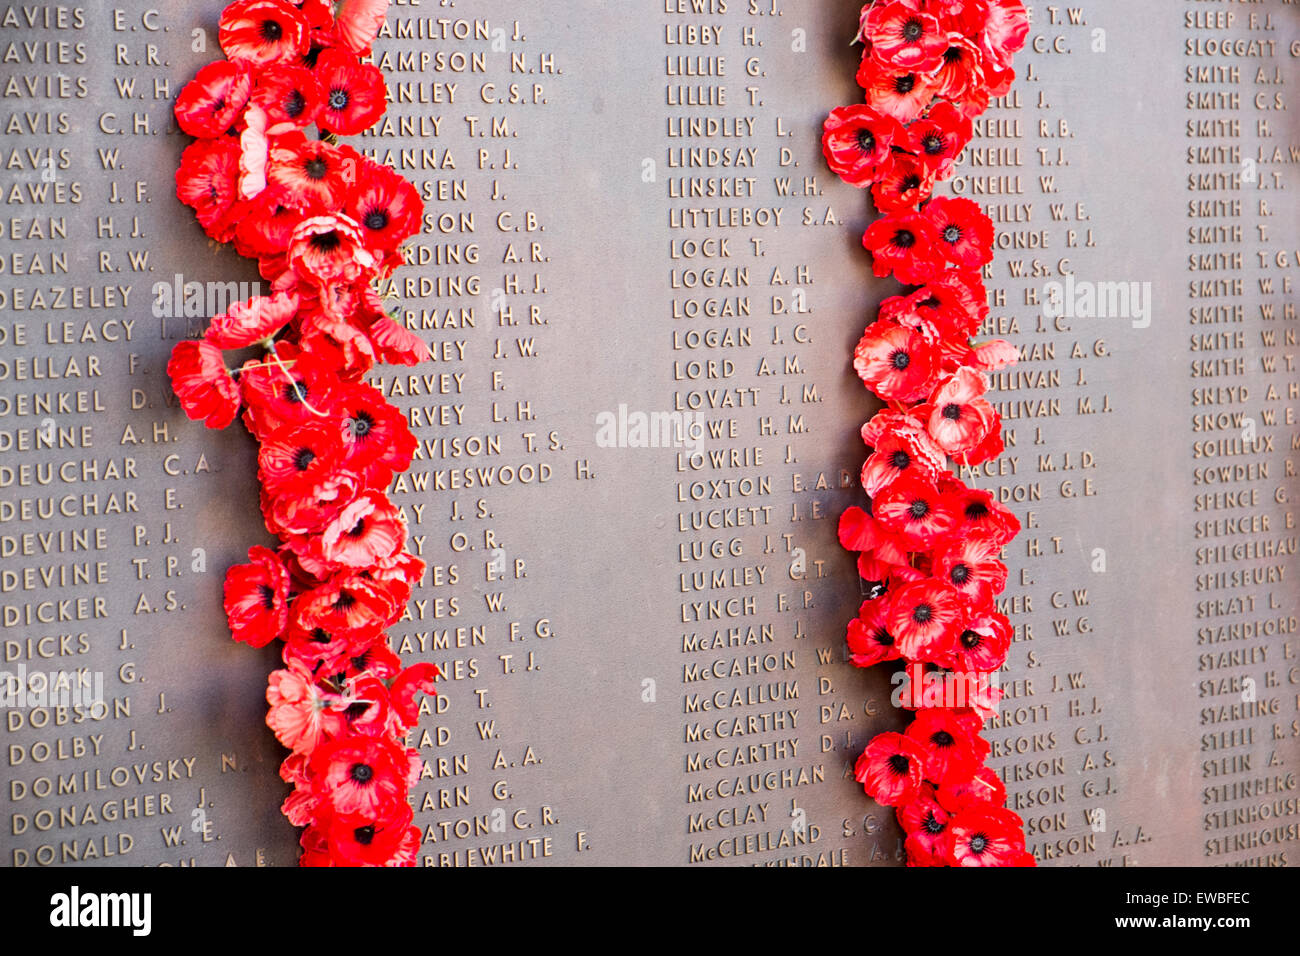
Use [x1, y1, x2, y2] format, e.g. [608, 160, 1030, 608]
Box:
[364, 9, 576, 867]
[1185, 0, 1300, 867]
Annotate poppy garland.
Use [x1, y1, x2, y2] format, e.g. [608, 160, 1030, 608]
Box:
[166, 0, 438, 866]
[826, 0, 1036, 866]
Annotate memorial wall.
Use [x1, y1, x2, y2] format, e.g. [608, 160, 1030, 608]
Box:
[1, 0, 1298, 867]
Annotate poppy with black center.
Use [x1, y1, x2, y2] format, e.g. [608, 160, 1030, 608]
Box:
[218, 0, 310, 68]
[309, 230, 341, 253]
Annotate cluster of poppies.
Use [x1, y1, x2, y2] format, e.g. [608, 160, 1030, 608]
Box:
[824, 0, 1034, 866]
[166, 0, 438, 866]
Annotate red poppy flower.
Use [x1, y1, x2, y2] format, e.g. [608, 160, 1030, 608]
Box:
[266, 664, 345, 753]
[167, 340, 240, 430]
[282, 781, 320, 828]
[293, 573, 398, 636]
[298, 826, 333, 866]
[980, 0, 1030, 69]
[223, 545, 291, 648]
[298, 305, 380, 381]
[947, 484, 1020, 547]
[314, 48, 387, 135]
[206, 291, 299, 349]
[176, 139, 244, 243]
[837, 503, 880, 553]
[294, 0, 336, 31]
[873, 476, 958, 548]
[951, 707, 987, 738]
[925, 196, 995, 269]
[220, 0, 311, 67]
[886, 579, 966, 660]
[871, 153, 937, 213]
[853, 321, 939, 402]
[951, 606, 1012, 672]
[906, 708, 987, 785]
[932, 0, 994, 36]
[344, 642, 404, 682]
[262, 472, 361, 539]
[983, 59, 1016, 100]
[905, 831, 948, 867]
[389, 662, 439, 733]
[332, 382, 417, 486]
[863, 1, 947, 73]
[966, 338, 1019, 373]
[364, 551, 426, 612]
[860, 407, 927, 448]
[959, 415, 1006, 467]
[931, 34, 985, 101]
[305, 490, 407, 575]
[862, 211, 942, 284]
[344, 161, 423, 252]
[258, 421, 344, 496]
[855, 732, 928, 806]
[267, 132, 352, 211]
[946, 805, 1028, 866]
[838, 504, 913, 567]
[847, 599, 902, 668]
[906, 102, 973, 177]
[906, 268, 988, 338]
[239, 343, 339, 435]
[361, 303, 434, 366]
[282, 620, 385, 676]
[250, 63, 324, 133]
[334, 674, 393, 739]
[326, 804, 416, 866]
[963, 672, 1005, 721]
[856, 57, 934, 122]
[237, 106, 272, 201]
[333, 0, 390, 56]
[860, 429, 945, 497]
[873, 553, 928, 590]
[923, 366, 996, 454]
[853, 555, 891, 601]
[937, 764, 1008, 814]
[174, 60, 252, 138]
[933, 534, 1006, 606]
[821, 105, 905, 188]
[233, 187, 306, 259]
[859, 410, 947, 491]
[286, 214, 378, 286]
[307, 734, 410, 817]
[898, 784, 951, 865]
[859, 558, 927, 612]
